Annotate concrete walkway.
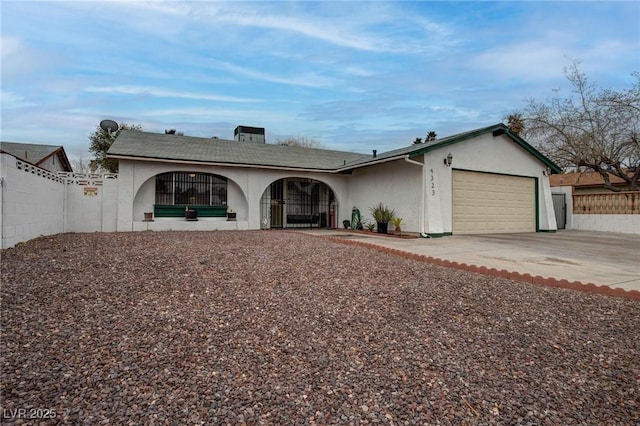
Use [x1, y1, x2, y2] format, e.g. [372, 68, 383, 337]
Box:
[299, 229, 640, 295]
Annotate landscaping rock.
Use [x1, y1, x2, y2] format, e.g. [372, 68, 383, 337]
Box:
[1, 231, 638, 424]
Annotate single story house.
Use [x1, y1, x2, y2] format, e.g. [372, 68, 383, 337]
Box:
[107, 123, 561, 235]
[0, 141, 73, 173]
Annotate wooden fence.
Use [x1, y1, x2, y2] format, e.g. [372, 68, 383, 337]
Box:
[573, 192, 640, 214]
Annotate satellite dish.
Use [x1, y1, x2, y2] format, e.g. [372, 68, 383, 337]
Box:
[99, 119, 119, 134]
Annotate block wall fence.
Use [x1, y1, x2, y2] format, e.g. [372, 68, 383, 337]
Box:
[552, 186, 640, 235]
[1, 154, 118, 249]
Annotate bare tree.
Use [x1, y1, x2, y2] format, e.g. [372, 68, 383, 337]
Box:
[164, 129, 184, 135]
[519, 60, 639, 191]
[275, 137, 322, 148]
[70, 155, 97, 174]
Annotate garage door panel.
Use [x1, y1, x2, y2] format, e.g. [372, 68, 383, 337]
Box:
[452, 170, 535, 234]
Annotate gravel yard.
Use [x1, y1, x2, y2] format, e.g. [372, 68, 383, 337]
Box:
[1, 230, 638, 425]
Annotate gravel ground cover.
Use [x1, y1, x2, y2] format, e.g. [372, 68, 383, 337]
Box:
[1, 230, 638, 425]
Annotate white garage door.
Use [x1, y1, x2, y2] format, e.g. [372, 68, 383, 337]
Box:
[452, 170, 535, 234]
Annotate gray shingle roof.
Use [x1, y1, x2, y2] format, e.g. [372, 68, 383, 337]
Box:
[107, 123, 561, 173]
[0, 141, 72, 171]
[1, 141, 62, 163]
[108, 131, 368, 170]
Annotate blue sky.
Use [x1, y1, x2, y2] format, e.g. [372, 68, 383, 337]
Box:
[1, 1, 638, 161]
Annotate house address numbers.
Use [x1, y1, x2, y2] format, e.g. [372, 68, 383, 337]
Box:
[430, 168, 436, 196]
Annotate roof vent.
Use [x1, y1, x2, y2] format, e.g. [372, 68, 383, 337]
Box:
[373, 149, 377, 158]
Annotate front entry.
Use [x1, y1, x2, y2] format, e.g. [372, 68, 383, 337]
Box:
[260, 178, 334, 229]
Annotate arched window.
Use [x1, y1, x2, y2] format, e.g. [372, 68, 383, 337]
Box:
[154, 172, 227, 217]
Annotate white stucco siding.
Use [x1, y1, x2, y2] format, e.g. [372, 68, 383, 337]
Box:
[117, 160, 350, 231]
[347, 158, 423, 231]
[113, 131, 556, 235]
[425, 132, 557, 233]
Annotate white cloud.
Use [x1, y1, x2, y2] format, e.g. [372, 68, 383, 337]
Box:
[0, 36, 54, 81]
[0, 36, 22, 59]
[207, 60, 336, 89]
[125, 1, 454, 55]
[189, 3, 398, 53]
[1, 1, 635, 156]
[139, 107, 293, 123]
[0, 91, 36, 109]
[469, 42, 571, 81]
[84, 86, 262, 103]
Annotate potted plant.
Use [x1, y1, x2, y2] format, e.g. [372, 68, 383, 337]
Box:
[390, 217, 403, 235]
[370, 203, 394, 234]
[227, 208, 237, 221]
[185, 205, 198, 221]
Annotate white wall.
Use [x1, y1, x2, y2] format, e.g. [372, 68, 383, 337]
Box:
[342, 133, 557, 234]
[552, 186, 573, 229]
[426, 132, 557, 233]
[571, 214, 640, 234]
[0, 131, 562, 248]
[37, 153, 67, 173]
[552, 185, 639, 234]
[347, 157, 423, 231]
[1, 154, 119, 248]
[116, 159, 351, 232]
[1, 154, 65, 249]
[65, 178, 118, 232]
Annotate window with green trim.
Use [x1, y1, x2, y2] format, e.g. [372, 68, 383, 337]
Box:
[155, 172, 227, 206]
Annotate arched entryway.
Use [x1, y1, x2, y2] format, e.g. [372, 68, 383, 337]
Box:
[260, 178, 336, 229]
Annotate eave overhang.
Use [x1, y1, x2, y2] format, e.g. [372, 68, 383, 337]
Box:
[404, 124, 562, 174]
[108, 154, 341, 174]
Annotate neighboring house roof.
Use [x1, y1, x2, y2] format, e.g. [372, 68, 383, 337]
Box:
[108, 123, 561, 173]
[0, 141, 73, 172]
[550, 170, 630, 188]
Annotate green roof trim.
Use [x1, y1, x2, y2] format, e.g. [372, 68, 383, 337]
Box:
[405, 123, 561, 174]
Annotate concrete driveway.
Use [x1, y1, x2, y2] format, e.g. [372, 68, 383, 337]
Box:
[303, 229, 640, 293]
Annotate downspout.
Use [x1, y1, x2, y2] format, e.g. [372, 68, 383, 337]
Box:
[403, 157, 425, 234]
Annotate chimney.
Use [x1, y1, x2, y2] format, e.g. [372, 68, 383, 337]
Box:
[372, 149, 377, 158]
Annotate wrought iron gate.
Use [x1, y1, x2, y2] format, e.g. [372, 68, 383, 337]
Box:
[260, 178, 333, 229]
[552, 193, 566, 229]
